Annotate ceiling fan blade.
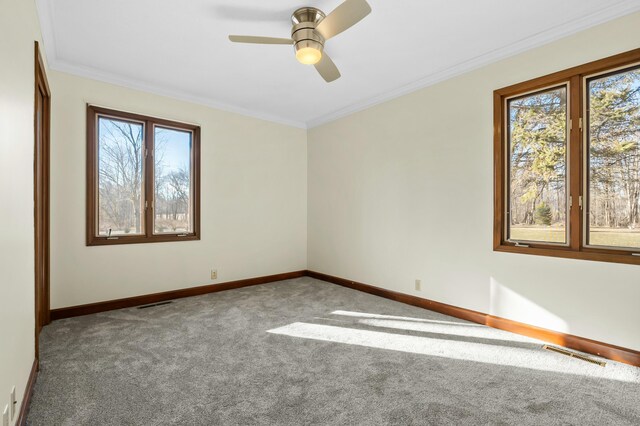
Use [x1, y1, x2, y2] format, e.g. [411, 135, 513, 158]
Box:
[228, 35, 293, 45]
[315, 0, 371, 40]
[314, 53, 341, 82]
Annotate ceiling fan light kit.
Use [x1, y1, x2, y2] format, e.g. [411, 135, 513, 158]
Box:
[296, 46, 323, 65]
[292, 7, 325, 65]
[228, 0, 371, 82]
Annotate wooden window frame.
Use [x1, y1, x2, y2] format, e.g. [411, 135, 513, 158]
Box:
[494, 48, 640, 265]
[87, 105, 201, 246]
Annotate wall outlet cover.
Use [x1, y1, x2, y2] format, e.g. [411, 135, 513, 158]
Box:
[415, 279, 421, 291]
[211, 269, 218, 280]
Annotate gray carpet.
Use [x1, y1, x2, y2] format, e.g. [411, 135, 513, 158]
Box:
[28, 277, 640, 425]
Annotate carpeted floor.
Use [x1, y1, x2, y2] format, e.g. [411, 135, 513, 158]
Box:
[28, 277, 640, 425]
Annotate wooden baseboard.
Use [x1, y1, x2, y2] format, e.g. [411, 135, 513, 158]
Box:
[17, 359, 38, 426]
[50, 271, 306, 320]
[306, 270, 640, 367]
[48, 268, 639, 367]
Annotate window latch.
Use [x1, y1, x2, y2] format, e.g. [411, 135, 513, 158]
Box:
[569, 196, 582, 209]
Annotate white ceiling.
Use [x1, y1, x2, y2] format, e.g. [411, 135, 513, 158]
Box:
[37, 0, 640, 128]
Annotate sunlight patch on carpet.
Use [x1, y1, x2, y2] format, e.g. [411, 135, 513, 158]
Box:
[331, 310, 479, 326]
[267, 322, 639, 383]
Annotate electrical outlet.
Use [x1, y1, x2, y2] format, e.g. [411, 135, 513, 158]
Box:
[9, 387, 15, 420]
[211, 269, 217, 280]
[415, 279, 421, 291]
[2, 405, 8, 426]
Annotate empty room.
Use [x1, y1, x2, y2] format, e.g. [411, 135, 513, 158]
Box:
[2, 0, 640, 424]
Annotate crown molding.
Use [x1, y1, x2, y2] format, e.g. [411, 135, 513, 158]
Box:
[35, 1, 306, 129]
[36, 0, 640, 130]
[49, 59, 308, 129]
[305, 1, 640, 128]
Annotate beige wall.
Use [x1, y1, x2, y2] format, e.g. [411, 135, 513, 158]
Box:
[0, 0, 46, 423]
[3, 11, 639, 424]
[50, 72, 307, 309]
[308, 12, 640, 351]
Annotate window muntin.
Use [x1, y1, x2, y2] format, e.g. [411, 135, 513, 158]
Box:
[97, 116, 145, 236]
[507, 85, 569, 245]
[153, 126, 194, 234]
[586, 65, 640, 250]
[87, 105, 200, 245]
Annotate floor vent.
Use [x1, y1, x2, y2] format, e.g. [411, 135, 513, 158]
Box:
[542, 345, 606, 367]
[138, 301, 173, 309]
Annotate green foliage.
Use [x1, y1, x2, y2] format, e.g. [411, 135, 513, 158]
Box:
[587, 70, 640, 228]
[509, 68, 640, 230]
[534, 203, 552, 226]
[510, 88, 567, 225]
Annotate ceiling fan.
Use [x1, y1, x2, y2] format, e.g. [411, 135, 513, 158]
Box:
[228, 0, 372, 83]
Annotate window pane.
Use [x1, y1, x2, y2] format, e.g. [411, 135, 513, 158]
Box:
[587, 66, 640, 249]
[154, 126, 193, 234]
[97, 117, 145, 236]
[507, 86, 568, 244]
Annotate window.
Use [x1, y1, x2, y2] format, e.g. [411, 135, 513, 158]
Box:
[507, 85, 568, 245]
[87, 105, 200, 245]
[586, 66, 640, 250]
[494, 48, 640, 265]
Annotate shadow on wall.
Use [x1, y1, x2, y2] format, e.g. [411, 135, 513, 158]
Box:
[489, 277, 569, 334]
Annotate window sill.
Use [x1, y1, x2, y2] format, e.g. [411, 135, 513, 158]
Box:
[494, 244, 640, 266]
[87, 234, 200, 246]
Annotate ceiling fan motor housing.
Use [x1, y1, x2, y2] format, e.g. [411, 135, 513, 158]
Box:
[291, 7, 326, 56]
